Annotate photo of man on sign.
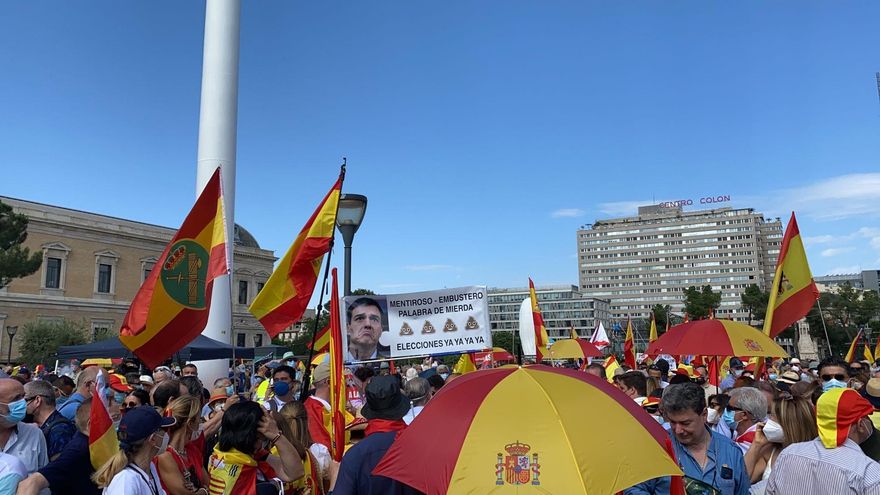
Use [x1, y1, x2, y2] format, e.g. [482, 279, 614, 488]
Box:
[344, 296, 390, 362]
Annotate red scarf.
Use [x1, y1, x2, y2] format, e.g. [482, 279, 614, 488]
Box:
[364, 419, 407, 437]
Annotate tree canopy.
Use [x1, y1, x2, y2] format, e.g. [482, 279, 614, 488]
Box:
[682, 285, 721, 320]
[0, 200, 42, 289]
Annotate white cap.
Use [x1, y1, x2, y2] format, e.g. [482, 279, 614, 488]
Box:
[789, 358, 801, 365]
[139, 375, 155, 385]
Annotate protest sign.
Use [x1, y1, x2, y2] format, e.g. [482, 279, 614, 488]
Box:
[340, 286, 491, 362]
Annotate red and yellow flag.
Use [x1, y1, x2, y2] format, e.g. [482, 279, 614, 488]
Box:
[844, 329, 863, 364]
[249, 175, 342, 337]
[307, 324, 331, 354]
[647, 314, 658, 359]
[89, 370, 118, 469]
[864, 342, 874, 364]
[328, 268, 346, 462]
[817, 388, 874, 449]
[453, 352, 477, 374]
[763, 213, 820, 338]
[119, 168, 228, 368]
[528, 278, 550, 361]
[604, 355, 620, 383]
[874, 336, 880, 365]
[623, 317, 636, 368]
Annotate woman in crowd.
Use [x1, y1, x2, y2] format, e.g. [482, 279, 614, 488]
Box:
[208, 401, 304, 495]
[124, 389, 152, 411]
[745, 393, 817, 486]
[93, 405, 176, 494]
[275, 401, 331, 494]
[707, 393, 731, 439]
[155, 396, 208, 495]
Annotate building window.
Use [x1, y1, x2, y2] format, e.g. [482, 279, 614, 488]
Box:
[238, 280, 249, 305]
[97, 264, 113, 293]
[236, 333, 246, 347]
[91, 319, 114, 340]
[257, 282, 265, 294]
[140, 257, 157, 285]
[45, 258, 62, 289]
[254, 334, 263, 347]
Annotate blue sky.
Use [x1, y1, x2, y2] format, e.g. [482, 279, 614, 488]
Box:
[2, 1, 879, 300]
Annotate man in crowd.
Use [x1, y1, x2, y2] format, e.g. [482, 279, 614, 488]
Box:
[331, 375, 419, 495]
[17, 398, 102, 495]
[403, 377, 431, 425]
[56, 366, 98, 421]
[817, 356, 849, 393]
[305, 361, 332, 449]
[181, 363, 198, 377]
[23, 380, 75, 461]
[345, 297, 389, 362]
[0, 379, 47, 476]
[51, 376, 75, 409]
[647, 364, 667, 389]
[152, 365, 173, 385]
[615, 371, 648, 405]
[585, 363, 606, 380]
[263, 365, 298, 412]
[694, 363, 720, 401]
[626, 382, 749, 495]
[766, 388, 880, 494]
[720, 357, 745, 390]
[152, 378, 186, 409]
[202, 377, 234, 417]
[725, 387, 767, 454]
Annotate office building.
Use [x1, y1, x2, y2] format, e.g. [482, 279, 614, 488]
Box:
[487, 285, 610, 340]
[814, 270, 880, 293]
[577, 205, 783, 321]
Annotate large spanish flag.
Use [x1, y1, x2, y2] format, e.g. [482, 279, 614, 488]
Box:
[89, 370, 118, 469]
[624, 318, 636, 368]
[328, 268, 346, 462]
[763, 213, 819, 338]
[249, 175, 342, 337]
[528, 278, 550, 361]
[119, 168, 228, 368]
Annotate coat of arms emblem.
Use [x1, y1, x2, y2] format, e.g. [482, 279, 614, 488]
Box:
[495, 441, 540, 486]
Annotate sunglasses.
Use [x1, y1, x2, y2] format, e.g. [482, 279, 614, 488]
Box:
[725, 405, 743, 413]
[850, 366, 863, 371]
[644, 406, 659, 414]
[821, 374, 847, 381]
[121, 401, 139, 410]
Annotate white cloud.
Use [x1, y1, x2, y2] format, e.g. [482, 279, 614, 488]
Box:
[403, 264, 456, 272]
[598, 200, 654, 217]
[820, 247, 855, 257]
[551, 208, 585, 218]
[802, 235, 834, 246]
[773, 173, 880, 221]
[827, 265, 862, 275]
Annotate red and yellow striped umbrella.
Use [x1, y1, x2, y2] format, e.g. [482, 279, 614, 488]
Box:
[373, 365, 681, 494]
[548, 338, 603, 360]
[646, 319, 788, 358]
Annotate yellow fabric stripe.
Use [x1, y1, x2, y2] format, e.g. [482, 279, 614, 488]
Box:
[249, 188, 339, 319]
[724, 321, 787, 357]
[775, 233, 814, 306]
[448, 369, 680, 494]
[817, 388, 843, 448]
[212, 196, 228, 249]
[90, 427, 118, 469]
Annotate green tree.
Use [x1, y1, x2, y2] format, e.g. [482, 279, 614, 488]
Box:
[650, 304, 671, 332]
[740, 284, 770, 326]
[682, 285, 722, 320]
[490, 331, 518, 354]
[18, 319, 88, 366]
[0, 200, 42, 289]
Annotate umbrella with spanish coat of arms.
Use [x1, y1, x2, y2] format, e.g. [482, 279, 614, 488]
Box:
[645, 319, 788, 358]
[372, 365, 682, 494]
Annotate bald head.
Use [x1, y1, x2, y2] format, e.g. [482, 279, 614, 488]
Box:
[0, 379, 25, 429]
[75, 367, 100, 396]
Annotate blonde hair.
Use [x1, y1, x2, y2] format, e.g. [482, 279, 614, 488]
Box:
[775, 394, 818, 447]
[275, 401, 312, 459]
[92, 437, 151, 488]
[165, 395, 201, 432]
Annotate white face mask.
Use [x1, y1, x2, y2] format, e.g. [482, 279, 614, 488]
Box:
[155, 431, 170, 453]
[190, 426, 201, 442]
[707, 408, 720, 425]
[763, 419, 785, 443]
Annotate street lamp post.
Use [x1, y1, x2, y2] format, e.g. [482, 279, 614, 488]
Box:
[6, 326, 17, 365]
[335, 194, 368, 296]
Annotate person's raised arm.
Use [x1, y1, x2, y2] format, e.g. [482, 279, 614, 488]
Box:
[258, 413, 304, 483]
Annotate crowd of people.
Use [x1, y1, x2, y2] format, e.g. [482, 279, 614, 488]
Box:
[0, 352, 879, 494]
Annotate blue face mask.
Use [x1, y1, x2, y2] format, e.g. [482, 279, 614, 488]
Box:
[769, 373, 778, 381]
[2, 399, 26, 424]
[722, 407, 739, 430]
[113, 392, 127, 404]
[273, 381, 290, 397]
[225, 385, 235, 396]
[822, 379, 847, 392]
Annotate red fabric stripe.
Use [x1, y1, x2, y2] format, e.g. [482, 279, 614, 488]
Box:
[372, 368, 513, 493]
[645, 320, 735, 356]
[132, 281, 217, 368]
[774, 212, 800, 268]
[176, 169, 223, 240]
[768, 282, 820, 338]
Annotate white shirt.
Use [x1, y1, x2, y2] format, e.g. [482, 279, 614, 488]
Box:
[344, 348, 378, 362]
[308, 395, 331, 411]
[103, 464, 166, 495]
[1, 423, 47, 474]
[262, 395, 288, 411]
[403, 405, 425, 425]
[309, 442, 331, 480]
[0, 452, 27, 493]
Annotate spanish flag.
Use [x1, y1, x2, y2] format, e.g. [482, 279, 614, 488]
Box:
[307, 324, 331, 354]
[119, 168, 228, 368]
[864, 342, 874, 364]
[647, 314, 658, 359]
[844, 329, 863, 364]
[453, 352, 477, 374]
[249, 174, 342, 337]
[604, 355, 620, 383]
[328, 268, 346, 462]
[623, 317, 636, 368]
[528, 278, 550, 361]
[817, 388, 874, 449]
[763, 213, 820, 338]
[874, 336, 880, 364]
[89, 370, 118, 469]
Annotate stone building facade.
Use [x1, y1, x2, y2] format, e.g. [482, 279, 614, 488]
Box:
[0, 196, 292, 360]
